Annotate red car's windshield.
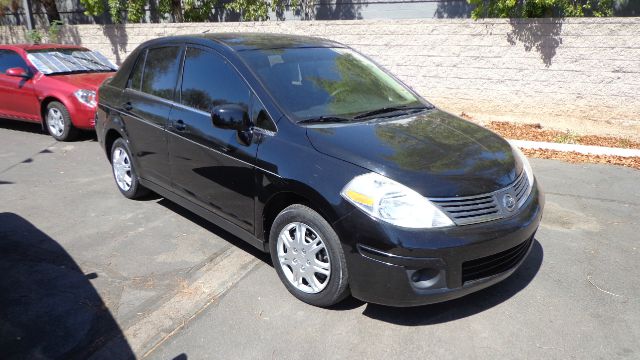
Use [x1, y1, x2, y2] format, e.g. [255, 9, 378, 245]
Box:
[26, 49, 117, 75]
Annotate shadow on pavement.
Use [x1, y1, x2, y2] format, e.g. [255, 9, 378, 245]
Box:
[0, 118, 97, 142]
[0, 118, 43, 135]
[0, 212, 135, 359]
[157, 197, 543, 321]
[156, 199, 272, 265]
[361, 240, 544, 325]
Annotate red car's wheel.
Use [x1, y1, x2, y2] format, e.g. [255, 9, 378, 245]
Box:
[45, 101, 78, 141]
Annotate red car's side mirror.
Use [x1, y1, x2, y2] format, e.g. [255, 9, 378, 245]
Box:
[5, 67, 30, 78]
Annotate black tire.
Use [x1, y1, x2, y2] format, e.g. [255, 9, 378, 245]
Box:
[45, 101, 78, 141]
[269, 204, 350, 307]
[110, 138, 149, 199]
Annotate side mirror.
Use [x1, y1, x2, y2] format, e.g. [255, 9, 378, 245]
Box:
[6, 67, 30, 78]
[211, 104, 249, 131]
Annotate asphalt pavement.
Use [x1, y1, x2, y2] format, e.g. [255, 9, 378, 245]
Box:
[0, 119, 638, 360]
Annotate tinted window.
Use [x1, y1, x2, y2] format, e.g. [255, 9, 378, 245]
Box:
[239, 48, 421, 121]
[127, 50, 146, 90]
[141, 46, 181, 100]
[0, 50, 28, 73]
[180, 47, 250, 113]
[251, 97, 276, 132]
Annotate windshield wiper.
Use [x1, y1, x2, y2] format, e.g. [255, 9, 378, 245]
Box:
[353, 105, 432, 120]
[298, 116, 353, 124]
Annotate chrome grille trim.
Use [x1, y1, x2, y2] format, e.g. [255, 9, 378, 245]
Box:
[430, 171, 531, 226]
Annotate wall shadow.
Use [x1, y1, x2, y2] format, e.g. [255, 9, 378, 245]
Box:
[361, 239, 543, 325]
[435, 0, 473, 18]
[0, 212, 135, 359]
[59, 24, 82, 46]
[314, 0, 366, 20]
[102, 25, 129, 66]
[506, 18, 563, 67]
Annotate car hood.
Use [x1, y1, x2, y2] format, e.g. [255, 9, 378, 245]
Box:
[46, 72, 115, 91]
[306, 109, 521, 197]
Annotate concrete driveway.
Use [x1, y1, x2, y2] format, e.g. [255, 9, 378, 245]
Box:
[0, 119, 638, 360]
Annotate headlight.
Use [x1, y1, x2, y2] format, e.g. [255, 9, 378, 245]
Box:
[512, 145, 535, 202]
[341, 172, 454, 229]
[74, 89, 97, 107]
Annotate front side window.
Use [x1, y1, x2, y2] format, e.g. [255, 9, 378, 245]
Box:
[141, 46, 182, 100]
[26, 48, 116, 75]
[0, 50, 28, 73]
[239, 47, 422, 121]
[251, 96, 276, 132]
[180, 47, 250, 114]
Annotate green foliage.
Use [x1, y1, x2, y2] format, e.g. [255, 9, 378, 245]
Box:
[157, 0, 174, 20]
[127, 0, 147, 22]
[48, 19, 63, 43]
[225, 0, 300, 21]
[79, 0, 306, 23]
[183, 0, 216, 22]
[26, 29, 43, 44]
[108, 0, 125, 23]
[468, 0, 614, 18]
[79, 0, 105, 18]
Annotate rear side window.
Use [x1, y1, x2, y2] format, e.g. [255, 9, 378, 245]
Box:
[180, 47, 250, 113]
[127, 50, 145, 90]
[141, 46, 181, 100]
[0, 50, 27, 73]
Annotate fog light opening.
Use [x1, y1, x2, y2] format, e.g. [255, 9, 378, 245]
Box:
[409, 268, 442, 289]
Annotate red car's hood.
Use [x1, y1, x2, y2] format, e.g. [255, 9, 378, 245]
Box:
[47, 72, 115, 91]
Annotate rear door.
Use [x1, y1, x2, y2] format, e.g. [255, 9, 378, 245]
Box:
[167, 46, 258, 232]
[120, 45, 183, 187]
[0, 49, 39, 121]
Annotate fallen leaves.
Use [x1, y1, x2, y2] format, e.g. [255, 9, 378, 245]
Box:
[486, 121, 640, 149]
[522, 148, 640, 170]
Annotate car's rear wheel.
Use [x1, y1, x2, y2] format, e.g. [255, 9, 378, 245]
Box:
[110, 138, 148, 199]
[45, 101, 78, 141]
[269, 204, 350, 307]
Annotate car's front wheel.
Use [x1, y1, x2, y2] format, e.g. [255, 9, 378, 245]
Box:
[110, 137, 148, 199]
[45, 101, 78, 141]
[269, 204, 350, 307]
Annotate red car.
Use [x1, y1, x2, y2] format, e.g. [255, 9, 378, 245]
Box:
[0, 44, 117, 141]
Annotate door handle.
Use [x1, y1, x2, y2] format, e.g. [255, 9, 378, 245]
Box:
[122, 101, 133, 111]
[174, 119, 187, 131]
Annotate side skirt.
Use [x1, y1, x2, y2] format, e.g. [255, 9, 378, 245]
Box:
[140, 178, 268, 253]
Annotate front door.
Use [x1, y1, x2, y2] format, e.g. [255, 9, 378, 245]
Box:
[168, 46, 258, 232]
[0, 50, 39, 121]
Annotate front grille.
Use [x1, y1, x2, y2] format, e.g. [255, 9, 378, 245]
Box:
[461, 237, 533, 284]
[430, 171, 530, 226]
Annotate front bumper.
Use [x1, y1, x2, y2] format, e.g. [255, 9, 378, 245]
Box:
[68, 101, 97, 130]
[332, 179, 544, 307]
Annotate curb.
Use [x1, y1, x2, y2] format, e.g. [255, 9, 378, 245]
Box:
[508, 139, 640, 158]
[96, 247, 260, 358]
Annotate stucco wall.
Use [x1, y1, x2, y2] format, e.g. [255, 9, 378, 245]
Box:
[2, 18, 639, 139]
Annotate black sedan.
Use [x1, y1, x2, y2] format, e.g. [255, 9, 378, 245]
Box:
[96, 33, 543, 307]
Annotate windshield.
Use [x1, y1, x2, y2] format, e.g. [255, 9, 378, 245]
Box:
[239, 47, 423, 121]
[26, 49, 117, 75]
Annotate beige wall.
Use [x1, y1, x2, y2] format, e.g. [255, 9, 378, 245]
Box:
[2, 18, 639, 139]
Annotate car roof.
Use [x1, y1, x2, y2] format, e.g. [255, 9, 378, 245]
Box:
[0, 43, 87, 51]
[144, 33, 344, 52]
